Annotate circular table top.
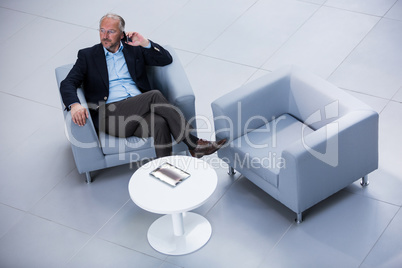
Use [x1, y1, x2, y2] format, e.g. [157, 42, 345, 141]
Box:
[128, 155, 218, 214]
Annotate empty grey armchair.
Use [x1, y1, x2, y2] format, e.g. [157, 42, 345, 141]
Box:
[55, 46, 196, 183]
[211, 66, 378, 223]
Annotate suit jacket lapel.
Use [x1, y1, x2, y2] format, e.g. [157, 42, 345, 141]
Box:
[93, 44, 109, 89]
[122, 43, 137, 81]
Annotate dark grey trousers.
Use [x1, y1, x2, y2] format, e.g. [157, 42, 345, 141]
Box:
[100, 90, 197, 157]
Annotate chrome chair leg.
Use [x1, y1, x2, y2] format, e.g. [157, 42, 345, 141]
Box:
[360, 175, 369, 187]
[228, 166, 236, 175]
[296, 213, 303, 224]
[85, 172, 92, 184]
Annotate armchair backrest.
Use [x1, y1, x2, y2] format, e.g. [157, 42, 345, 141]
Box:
[146, 45, 196, 127]
[212, 70, 290, 142]
[212, 65, 374, 142]
[287, 67, 372, 130]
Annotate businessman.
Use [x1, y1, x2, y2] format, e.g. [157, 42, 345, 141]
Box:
[60, 13, 225, 158]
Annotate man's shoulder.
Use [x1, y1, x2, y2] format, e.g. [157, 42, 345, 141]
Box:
[78, 44, 103, 55]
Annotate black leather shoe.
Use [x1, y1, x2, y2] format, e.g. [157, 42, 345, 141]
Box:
[189, 139, 227, 158]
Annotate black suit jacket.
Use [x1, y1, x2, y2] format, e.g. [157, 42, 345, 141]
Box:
[60, 40, 173, 128]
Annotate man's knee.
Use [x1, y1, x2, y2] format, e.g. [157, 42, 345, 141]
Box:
[147, 89, 162, 97]
[147, 89, 169, 103]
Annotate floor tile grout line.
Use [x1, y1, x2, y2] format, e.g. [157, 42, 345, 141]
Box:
[295, 0, 326, 5]
[158, 260, 184, 268]
[174, 48, 204, 69]
[0, 12, 94, 109]
[182, 3, 402, 79]
[6, 8, 102, 52]
[0, 210, 92, 250]
[392, 86, 402, 103]
[3, 24, 96, 110]
[390, 98, 402, 105]
[0, 14, 42, 72]
[204, 171, 242, 217]
[0, 202, 27, 214]
[174, 46, 271, 92]
[257, 1, 324, 71]
[0, 6, 96, 31]
[256, 222, 294, 268]
[326, 16, 382, 80]
[0, 91, 61, 111]
[0, 96, 68, 168]
[22, 168, 81, 223]
[199, 0, 260, 56]
[242, 68, 269, 87]
[62, 199, 162, 264]
[260, 4, 389, 77]
[383, 0, 402, 21]
[0, 6, 42, 17]
[172, 47, 264, 95]
[27, 167, 77, 215]
[146, 0, 192, 40]
[64, 198, 169, 265]
[385, 0, 400, 17]
[0, 8, 39, 39]
[377, 85, 402, 114]
[320, 3, 394, 18]
[358, 206, 401, 267]
[177, 48, 249, 70]
[339, 86, 399, 106]
[167, 0, 262, 70]
[326, 3, 402, 81]
[0, 178, 138, 266]
[156, 0, 192, 31]
[0, 175, 237, 264]
[342, 187, 402, 209]
[0, 203, 27, 241]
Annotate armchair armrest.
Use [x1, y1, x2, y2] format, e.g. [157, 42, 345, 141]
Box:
[280, 110, 379, 212]
[62, 87, 106, 173]
[56, 65, 106, 174]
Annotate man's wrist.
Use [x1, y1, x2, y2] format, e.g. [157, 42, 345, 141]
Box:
[69, 102, 80, 110]
[143, 40, 151, 49]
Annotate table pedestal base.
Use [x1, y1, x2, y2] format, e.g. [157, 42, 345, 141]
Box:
[147, 212, 212, 255]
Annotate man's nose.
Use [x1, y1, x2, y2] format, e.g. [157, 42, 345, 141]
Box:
[100, 30, 110, 37]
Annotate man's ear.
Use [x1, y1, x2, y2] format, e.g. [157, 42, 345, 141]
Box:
[121, 31, 126, 41]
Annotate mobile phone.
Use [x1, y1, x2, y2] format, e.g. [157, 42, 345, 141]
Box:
[123, 31, 132, 42]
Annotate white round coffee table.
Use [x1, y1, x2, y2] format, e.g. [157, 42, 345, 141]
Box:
[128, 155, 218, 255]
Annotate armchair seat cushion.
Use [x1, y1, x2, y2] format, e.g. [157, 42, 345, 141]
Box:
[231, 113, 314, 187]
[99, 131, 154, 155]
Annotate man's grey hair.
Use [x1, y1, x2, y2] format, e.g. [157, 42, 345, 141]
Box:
[99, 13, 125, 32]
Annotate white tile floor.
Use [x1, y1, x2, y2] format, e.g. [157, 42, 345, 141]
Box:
[0, 0, 401, 267]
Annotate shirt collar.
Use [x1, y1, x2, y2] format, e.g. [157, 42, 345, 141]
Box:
[103, 41, 124, 56]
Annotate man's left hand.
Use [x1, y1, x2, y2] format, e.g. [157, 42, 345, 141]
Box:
[125, 32, 150, 47]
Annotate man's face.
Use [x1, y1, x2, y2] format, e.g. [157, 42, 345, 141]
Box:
[99, 17, 124, 53]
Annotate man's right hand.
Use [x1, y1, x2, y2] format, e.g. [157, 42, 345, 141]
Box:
[125, 32, 150, 47]
[70, 103, 89, 126]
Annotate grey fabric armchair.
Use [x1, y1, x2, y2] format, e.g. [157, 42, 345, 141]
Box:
[211, 66, 378, 223]
[55, 46, 196, 183]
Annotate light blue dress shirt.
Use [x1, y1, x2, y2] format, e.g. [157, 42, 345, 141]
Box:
[104, 42, 151, 104]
